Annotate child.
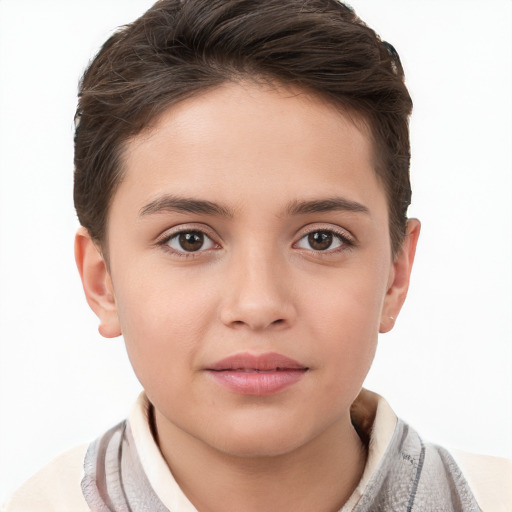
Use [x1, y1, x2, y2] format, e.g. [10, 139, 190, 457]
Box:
[3, 0, 511, 511]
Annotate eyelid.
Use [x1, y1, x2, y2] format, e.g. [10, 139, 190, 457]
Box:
[155, 223, 222, 253]
[293, 224, 356, 250]
[154, 222, 355, 256]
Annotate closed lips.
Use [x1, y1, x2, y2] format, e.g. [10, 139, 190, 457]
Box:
[207, 352, 309, 372]
[206, 353, 309, 395]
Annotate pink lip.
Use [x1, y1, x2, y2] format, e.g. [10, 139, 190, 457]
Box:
[206, 352, 309, 396]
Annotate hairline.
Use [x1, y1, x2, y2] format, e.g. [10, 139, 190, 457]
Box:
[96, 77, 400, 262]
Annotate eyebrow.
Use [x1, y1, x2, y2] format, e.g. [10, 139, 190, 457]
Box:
[139, 195, 234, 218]
[286, 197, 369, 216]
[139, 194, 369, 218]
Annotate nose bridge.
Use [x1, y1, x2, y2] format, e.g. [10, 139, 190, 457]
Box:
[220, 240, 295, 330]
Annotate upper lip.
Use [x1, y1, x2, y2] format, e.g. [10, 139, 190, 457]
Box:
[207, 352, 308, 371]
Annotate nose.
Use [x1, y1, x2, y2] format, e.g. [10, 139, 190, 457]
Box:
[219, 246, 297, 331]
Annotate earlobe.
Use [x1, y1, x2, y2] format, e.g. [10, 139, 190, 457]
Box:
[74, 227, 121, 338]
[379, 219, 421, 333]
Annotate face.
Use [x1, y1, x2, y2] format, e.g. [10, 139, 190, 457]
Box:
[77, 81, 418, 458]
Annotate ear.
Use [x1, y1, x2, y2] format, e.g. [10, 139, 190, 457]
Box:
[74, 227, 121, 338]
[379, 219, 421, 333]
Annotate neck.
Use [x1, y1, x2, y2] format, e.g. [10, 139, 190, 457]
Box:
[154, 408, 367, 512]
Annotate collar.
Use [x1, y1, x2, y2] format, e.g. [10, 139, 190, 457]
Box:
[128, 388, 397, 511]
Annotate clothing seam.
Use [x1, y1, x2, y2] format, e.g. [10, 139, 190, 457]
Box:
[406, 438, 425, 512]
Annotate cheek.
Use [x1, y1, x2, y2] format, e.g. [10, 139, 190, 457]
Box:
[300, 263, 388, 336]
[116, 265, 214, 332]
[297, 265, 387, 379]
[113, 271, 216, 384]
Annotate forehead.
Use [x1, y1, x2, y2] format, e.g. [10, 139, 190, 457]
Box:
[115, 81, 386, 219]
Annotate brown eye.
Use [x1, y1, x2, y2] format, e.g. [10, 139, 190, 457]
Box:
[296, 230, 346, 252]
[308, 231, 333, 251]
[167, 230, 215, 253]
[179, 232, 204, 251]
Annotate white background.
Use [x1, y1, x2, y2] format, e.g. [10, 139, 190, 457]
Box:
[0, 0, 511, 502]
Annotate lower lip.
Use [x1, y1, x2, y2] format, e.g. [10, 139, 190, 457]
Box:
[208, 369, 307, 395]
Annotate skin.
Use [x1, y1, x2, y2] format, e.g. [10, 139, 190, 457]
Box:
[76, 81, 420, 512]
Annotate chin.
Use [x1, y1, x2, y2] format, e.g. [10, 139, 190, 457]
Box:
[214, 434, 307, 458]
[205, 414, 323, 458]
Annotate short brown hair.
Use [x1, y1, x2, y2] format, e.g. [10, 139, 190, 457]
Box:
[74, 0, 412, 255]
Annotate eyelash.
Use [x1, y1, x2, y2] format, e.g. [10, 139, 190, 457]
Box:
[294, 227, 355, 254]
[156, 226, 220, 259]
[156, 225, 355, 258]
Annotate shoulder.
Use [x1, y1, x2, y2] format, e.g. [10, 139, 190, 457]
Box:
[450, 448, 512, 512]
[1, 444, 91, 512]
